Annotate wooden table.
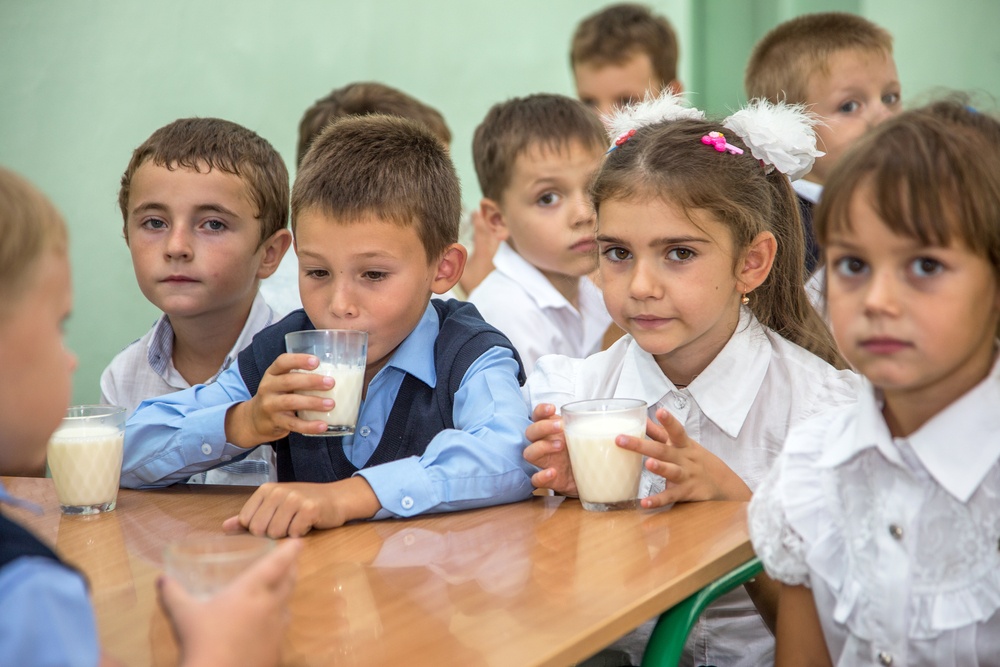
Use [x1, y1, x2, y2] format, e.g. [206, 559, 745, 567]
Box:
[2, 477, 753, 667]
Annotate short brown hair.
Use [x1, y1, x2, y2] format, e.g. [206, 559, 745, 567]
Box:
[817, 99, 1000, 274]
[292, 114, 461, 262]
[296, 82, 452, 168]
[745, 12, 893, 105]
[473, 94, 607, 201]
[591, 117, 845, 368]
[571, 3, 679, 86]
[118, 118, 289, 246]
[0, 167, 67, 320]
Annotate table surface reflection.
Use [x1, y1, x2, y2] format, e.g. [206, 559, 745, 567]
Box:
[2, 477, 753, 667]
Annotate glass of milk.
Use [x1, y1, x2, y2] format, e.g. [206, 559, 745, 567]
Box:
[285, 329, 368, 436]
[561, 398, 647, 511]
[47, 405, 126, 515]
[163, 534, 274, 600]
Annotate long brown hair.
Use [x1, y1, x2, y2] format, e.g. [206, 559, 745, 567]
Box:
[591, 117, 846, 368]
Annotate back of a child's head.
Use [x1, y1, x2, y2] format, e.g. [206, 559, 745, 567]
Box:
[592, 105, 843, 367]
[473, 93, 606, 201]
[0, 166, 67, 320]
[117, 118, 289, 245]
[296, 82, 452, 167]
[571, 3, 678, 87]
[817, 98, 1000, 273]
[745, 12, 893, 105]
[292, 114, 460, 262]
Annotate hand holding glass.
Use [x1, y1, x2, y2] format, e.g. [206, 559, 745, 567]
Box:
[561, 398, 647, 511]
[285, 329, 367, 436]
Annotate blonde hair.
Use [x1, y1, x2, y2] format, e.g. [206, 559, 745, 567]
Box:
[745, 12, 893, 105]
[592, 118, 846, 368]
[0, 167, 68, 320]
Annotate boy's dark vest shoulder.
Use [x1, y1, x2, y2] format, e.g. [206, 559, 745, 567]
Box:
[237, 299, 525, 482]
[797, 193, 820, 276]
[0, 511, 63, 569]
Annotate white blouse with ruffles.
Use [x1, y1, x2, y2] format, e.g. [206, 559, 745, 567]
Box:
[749, 360, 1000, 667]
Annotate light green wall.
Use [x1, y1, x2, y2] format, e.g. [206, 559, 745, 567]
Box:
[1, 0, 997, 405]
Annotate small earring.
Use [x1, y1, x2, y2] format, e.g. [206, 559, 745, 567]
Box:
[741, 292, 750, 306]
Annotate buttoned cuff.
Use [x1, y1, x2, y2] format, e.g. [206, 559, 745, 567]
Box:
[356, 457, 438, 518]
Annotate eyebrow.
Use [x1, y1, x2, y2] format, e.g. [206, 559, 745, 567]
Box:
[129, 201, 240, 218]
[596, 234, 711, 247]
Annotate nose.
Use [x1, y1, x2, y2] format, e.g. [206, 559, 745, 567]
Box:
[571, 194, 597, 230]
[628, 258, 662, 300]
[328, 277, 359, 320]
[165, 226, 193, 260]
[862, 267, 902, 317]
[868, 101, 898, 128]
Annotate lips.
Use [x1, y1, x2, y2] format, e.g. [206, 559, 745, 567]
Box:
[161, 275, 199, 283]
[859, 336, 912, 354]
[630, 314, 671, 329]
[570, 238, 597, 253]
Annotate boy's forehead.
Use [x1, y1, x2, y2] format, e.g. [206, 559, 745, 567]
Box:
[808, 46, 896, 89]
[512, 139, 603, 174]
[129, 160, 256, 211]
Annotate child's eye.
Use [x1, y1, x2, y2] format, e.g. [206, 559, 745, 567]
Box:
[141, 217, 167, 230]
[666, 247, 695, 262]
[838, 100, 860, 114]
[362, 270, 388, 281]
[602, 247, 632, 262]
[304, 269, 329, 279]
[882, 92, 901, 107]
[911, 257, 943, 277]
[201, 219, 227, 232]
[833, 256, 868, 276]
[538, 192, 561, 207]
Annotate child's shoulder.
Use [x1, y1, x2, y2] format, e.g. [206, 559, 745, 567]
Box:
[525, 335, 635, 404]
[763, 327, 861, 408]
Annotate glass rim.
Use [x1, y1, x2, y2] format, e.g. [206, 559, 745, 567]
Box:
[285, 328, 368, 340]
[163, 534, 275, 562]
[560, 398, 647, 416]
[63, 404, 127, 420]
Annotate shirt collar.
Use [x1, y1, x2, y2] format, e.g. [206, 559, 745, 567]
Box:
[492, 241, 576, 311]
[147, 291, 275, 384]
[792, 178, 823, 205]
[820, 355, 1000, 502]
[615, 308, 771, 438]
[378, 301, 439, 388]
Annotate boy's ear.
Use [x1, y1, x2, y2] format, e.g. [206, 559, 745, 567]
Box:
[665, 79, 683, 95]
[479, 198, 510, 241]
[431, 243, 468, 295]
[738, 231, 777, 294]
[255, 228, 293, 280]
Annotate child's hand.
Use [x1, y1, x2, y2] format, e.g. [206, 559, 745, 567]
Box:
[157, 538, 302, 667]
[225, 353, 336, 448]
[221, 477, 381, 538]
[523, 403, 579, 496]
[616, 407, 752, 507]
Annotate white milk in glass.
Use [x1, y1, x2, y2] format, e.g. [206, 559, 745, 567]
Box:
[565, 416, 644, 510]
[47, 425, 124, 510]
[298, 363, 365, 433]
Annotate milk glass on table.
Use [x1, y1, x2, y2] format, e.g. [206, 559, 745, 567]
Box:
[47, 405, 126, 515]
[163, 535, 274, 600]
[285, 329, 367, 436]
[562, 398, 647, 511]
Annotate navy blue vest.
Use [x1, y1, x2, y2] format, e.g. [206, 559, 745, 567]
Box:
[0, 512, 62, 569]
[238, 299, 525, 482]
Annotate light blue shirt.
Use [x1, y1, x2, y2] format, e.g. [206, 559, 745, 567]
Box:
[0, 482, 100, 667]
[122, 302, 537, 518]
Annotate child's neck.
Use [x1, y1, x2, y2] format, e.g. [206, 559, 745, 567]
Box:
[653, 307, 740, 388]
[543, 272, 581, 308]
[169, 301, 255, 386]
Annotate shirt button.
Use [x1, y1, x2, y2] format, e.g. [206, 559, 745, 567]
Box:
[201, 443, 212, 455]
[888, 524, 903, 540]
[401, 496, 414, 510]
[877, 651, 893, 665]
[674, 395, 687, 409]
[359, 426, 371, 437]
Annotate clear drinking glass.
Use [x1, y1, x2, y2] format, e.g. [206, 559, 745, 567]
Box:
[47, 405, 126, 515]
[163, 535, 275, 600]
[561, 398, 647, 511]
[285, 329, 368, 436]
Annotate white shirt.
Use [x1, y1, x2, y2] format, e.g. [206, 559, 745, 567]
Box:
[793, 178, 823, 205]
[750, 359, 1000, 667]
[468, 241, 611, 375]
[525, 308, 860, 667]
[100, 291, 277, 485]
[260, 246, 302, 319]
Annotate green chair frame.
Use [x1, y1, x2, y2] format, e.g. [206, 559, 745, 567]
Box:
[641, 556, 763, 667]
